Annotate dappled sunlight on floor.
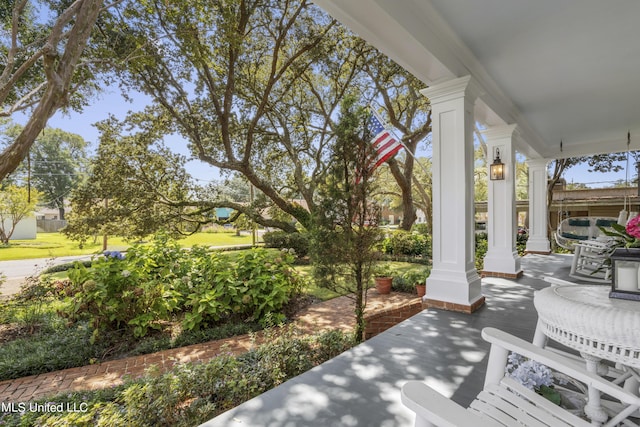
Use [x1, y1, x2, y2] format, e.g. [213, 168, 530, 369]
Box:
[522, 253, 574, 280]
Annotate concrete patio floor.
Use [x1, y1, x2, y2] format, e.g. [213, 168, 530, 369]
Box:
[201, 253, 586, 427]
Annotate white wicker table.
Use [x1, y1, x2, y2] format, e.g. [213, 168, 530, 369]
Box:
[534, 285, 640, 425]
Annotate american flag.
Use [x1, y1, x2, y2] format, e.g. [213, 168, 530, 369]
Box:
[365, 113, 403, 174]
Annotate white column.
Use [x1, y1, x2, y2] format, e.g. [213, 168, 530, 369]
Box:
[420, 76, 484, 312]
[526, 158, 551, 253]
[482, 125, 522, 277]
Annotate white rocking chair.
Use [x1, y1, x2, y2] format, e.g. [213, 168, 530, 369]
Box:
[401, 328, 640, 427]
[569, 239, 618, 283]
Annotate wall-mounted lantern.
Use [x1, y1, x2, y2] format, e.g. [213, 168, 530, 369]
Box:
[490, 148, 505, 180]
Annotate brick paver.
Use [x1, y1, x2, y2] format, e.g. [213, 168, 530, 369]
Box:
[0, 291, 419, 402]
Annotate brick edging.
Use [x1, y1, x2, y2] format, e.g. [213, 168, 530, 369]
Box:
[481, 270, 524, 279]
[363, 299, 424, 340]
[424, 296, 486, 314]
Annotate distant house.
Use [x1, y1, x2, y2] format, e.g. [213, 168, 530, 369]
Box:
[36, 207, 62, 220]
[474, 185, 639, 231]
[380, 206, 427, 226]
[3, 214, 37, 240]
[215, 207, 234, 221]
[35, 207, 69, 233]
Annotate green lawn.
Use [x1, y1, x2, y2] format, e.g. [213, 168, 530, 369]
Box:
[0, 231, 253, 261]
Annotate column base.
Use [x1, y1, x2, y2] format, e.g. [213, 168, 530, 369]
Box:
[482, 252, 522, 278]
[481, 270, 523, 279]
[526, 237, 551, 254]
[424, 296, 485, 313]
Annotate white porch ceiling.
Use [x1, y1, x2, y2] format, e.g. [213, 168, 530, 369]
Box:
[312, 0, 640, 159]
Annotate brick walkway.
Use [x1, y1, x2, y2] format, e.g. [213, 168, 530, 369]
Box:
[0, 291, 420, 403]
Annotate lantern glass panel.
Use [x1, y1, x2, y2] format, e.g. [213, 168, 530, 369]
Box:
[490, 162, 504, 180]
[610, 248, 640, 301]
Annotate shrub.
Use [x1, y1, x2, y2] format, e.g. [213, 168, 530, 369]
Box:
[391, 275, 415, 293]
[410, 223, 429, 235]
[64, 244, 181, 341]
[0, 323, 115, 381]
[372, 263, 394, 278]
[0, 318, 264, 381]
[17, 327, 354, 427]
[474, 232, 527, 270]
[381, 230, 431, 257]
[64, 235, 306, 338]
[475, 232, 488, 270]
[391, 268, 430, 294]
[517, 233, 528, 255]
[182, 248, 305, 330]
[263, 231, 310, 258]
[41, 260, 93, 274]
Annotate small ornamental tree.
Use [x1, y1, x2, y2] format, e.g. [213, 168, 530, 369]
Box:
[310, 97, 384, 342]
[0, 185, 40, 244]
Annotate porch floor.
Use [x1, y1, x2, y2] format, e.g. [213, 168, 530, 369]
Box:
[201, 253, 588, 427]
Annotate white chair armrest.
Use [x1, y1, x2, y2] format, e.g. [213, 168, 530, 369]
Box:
[575, 239, 615, 251]
[401, 381, 499, 427]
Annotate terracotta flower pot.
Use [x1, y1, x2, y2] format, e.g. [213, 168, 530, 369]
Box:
[375, 276, 392, 294]
[415, 284, 426, 297]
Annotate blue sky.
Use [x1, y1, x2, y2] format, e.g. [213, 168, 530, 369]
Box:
[40, 89, 629, 189]
[565, 164, 629, 187]
[41, 90, 218, 185]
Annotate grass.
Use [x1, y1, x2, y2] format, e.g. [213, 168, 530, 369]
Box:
[179, 230, 255, 247]
[0, 233, 126, 261]
[0, 231, 253, 261]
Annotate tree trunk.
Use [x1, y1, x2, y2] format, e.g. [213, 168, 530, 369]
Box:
[0, 0, 104, 182]
[226, 168, 311, 232]
[354, 266, 366, 343]
[400, 191, 417, 231]
[547, 159, 568, 239]
[388, 158, 416, 231]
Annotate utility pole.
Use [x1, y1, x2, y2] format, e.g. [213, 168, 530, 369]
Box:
[27, 152, 31, 203]
[250, 184, 256, 246]
[103, 198, 108, 251]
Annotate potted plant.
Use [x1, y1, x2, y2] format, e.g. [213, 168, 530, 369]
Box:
[373, 264, 394, 294]
[402, 268, 430, 297]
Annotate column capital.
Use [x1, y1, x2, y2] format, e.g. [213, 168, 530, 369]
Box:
[526, 158, 551, 169]
[481, 124, 518, 141]
[420, 75, 483, 105]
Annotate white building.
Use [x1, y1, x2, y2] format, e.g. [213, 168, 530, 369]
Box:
[3, 214, 37, 240]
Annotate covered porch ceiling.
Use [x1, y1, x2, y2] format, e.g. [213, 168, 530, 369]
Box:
[313, 0, 640, 159]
